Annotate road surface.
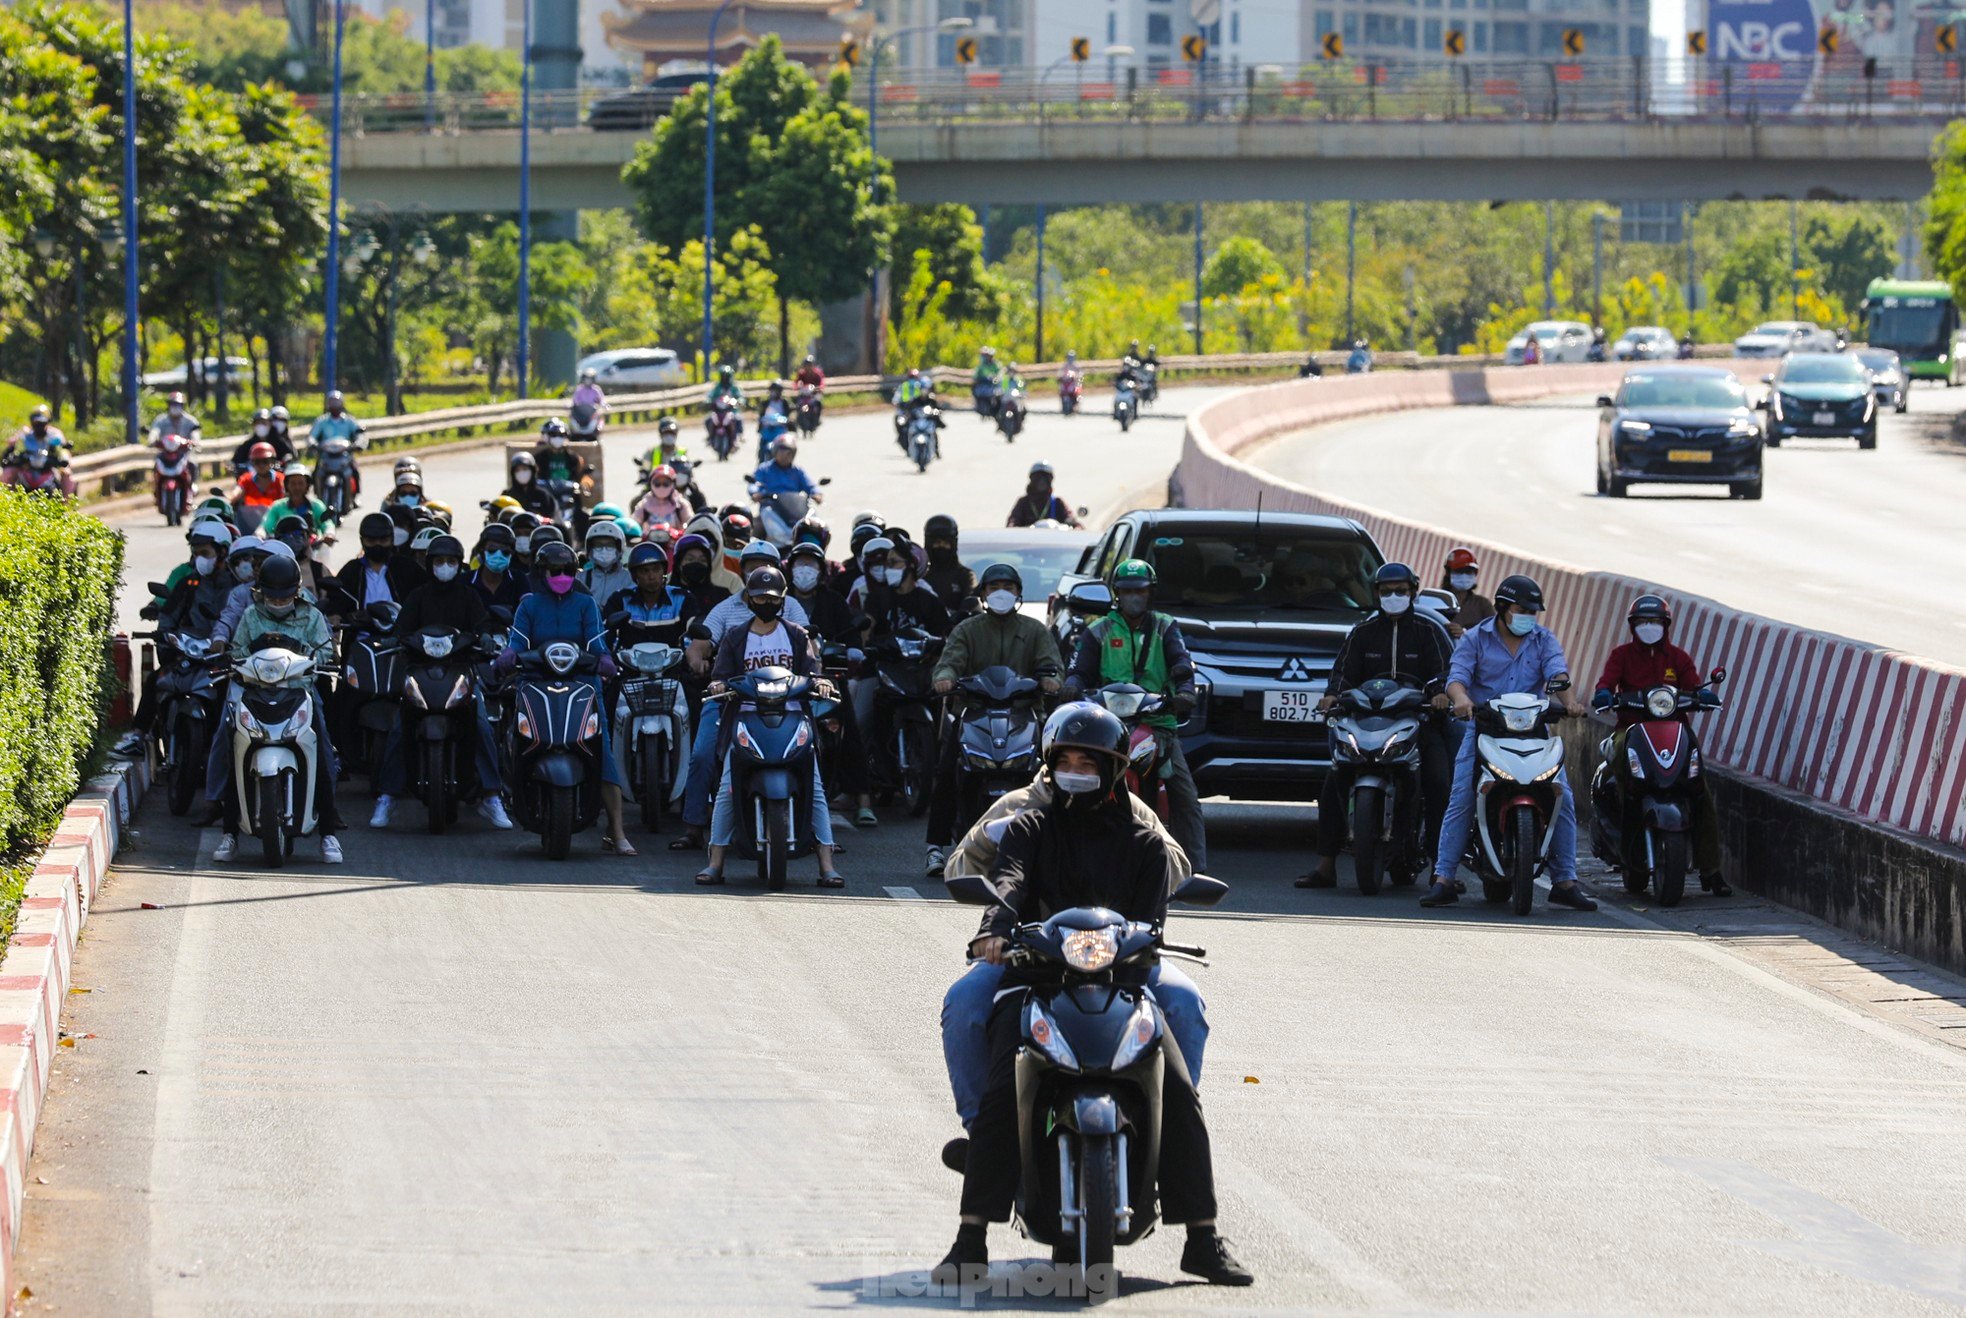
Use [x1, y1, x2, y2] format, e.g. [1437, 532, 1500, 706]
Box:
[1245, 385, 1966, 666]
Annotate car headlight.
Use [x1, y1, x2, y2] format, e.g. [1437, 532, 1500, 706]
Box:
[1062, 928, 1118, 972]
[1110, 1000, 1160, 1071]
[1619, 419, 1652, 434]
[1645, 687, 1678, 719]
[1727, 419, 1758, 436]
[1024, 999, 1080, 1072]
[1862, 394, 1875, 418]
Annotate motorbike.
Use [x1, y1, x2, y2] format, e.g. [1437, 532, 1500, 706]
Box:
[906, 407, 939, 473]
[338, 601, 405, 778]
[314, 434, 358, 521]
[153, 435, 197, 526]
[949, 666, 1044, 837]
[1059, 369, 1083, 416]
[610, 618, 690, 831]
[750, 476, 832, 549]
[1346, 348, 1373, 374]
[2, 451, 70, 497]
[228, 641, 325, 867]
[399, 625, 493, 834]
[972, 379, 1002, 419]
[756, 402, 792, 463]
[506, 641, 606, 859]
[996, 386, 1028, 442]
[1138, 361, 1160, 404]
[707, 397, 743, 462]
[569, 401, 604, 442]
[1318, 675, 1432, 895]
[1091, 682, 1172, 823]
[1590, 669, 1725, 907]
[715, 665, 838, 889]
[873, 630, 943, 816]
[137, 624, 228, 816]
[944, 869, 1229, 1299]
[1112, 379, 1138, 433]
[1461, 679, 1574, 914]
[794, 384, 823, 437]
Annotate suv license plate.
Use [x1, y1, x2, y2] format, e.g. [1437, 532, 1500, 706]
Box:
[1813, 410, 1836, 425]
[1263, 691, 1320, 722]
[1667, 449, 1712, 463]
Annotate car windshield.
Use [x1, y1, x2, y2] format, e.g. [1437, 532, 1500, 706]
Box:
[1857, 349, 1900, 373]
[1618, 375, 1748, 408]
[1752, 323, 1804, 336]
[1137, 531, 1380, 613]
[1782, 356, 1866, 384]
[962, 543, 1087, 600]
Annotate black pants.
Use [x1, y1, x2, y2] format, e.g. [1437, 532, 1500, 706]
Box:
[825, 692, 873, 797]
[960, 989, 1218, 1226]
[925, 715, 965, 847]
[1317, 721, 1452, 865]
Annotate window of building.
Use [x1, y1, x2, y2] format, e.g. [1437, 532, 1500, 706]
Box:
[1493, 19, 1527, 51]
[1423, 17, 1442, 46]
[1231, 11, 1241, 41]
[1147, 12, 1173, 43]
[1107, 10, 1116, 42]
[1473, 19, 1488, 48]
[1315, 9, 1335, 35]
[1343, 12, 1359, 42]
[1401, 16, 1416, 42]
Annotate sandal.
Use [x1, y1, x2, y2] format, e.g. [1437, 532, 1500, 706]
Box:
[855, 807, 878, 828]
[603, 836, 639, 857]
[694, 868, 725, 886]
[818, 871, 846, 889]
[668, 831, 703, 852]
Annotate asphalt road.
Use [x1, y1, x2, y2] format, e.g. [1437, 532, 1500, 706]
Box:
[1244, 384, 1966, 668]
[22, 385, 1966, 1312]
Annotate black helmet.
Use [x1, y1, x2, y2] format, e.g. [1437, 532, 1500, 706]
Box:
[787, 539, 827, 564]
[428, 534, 465, 562]
[658, 417, 679, 436]
[1494, 574, 1545, 613]
[745, 565, 786, 599]
[849, 522, 883, 557]
[534, 541, 577, 574]
[359, 512, 394, 541]
[1041, 703, 1129, 799]
[530, 524, 566, 550]
[1628, 594, 1671, 627]
[718, 364, 735, 378]
[509, 511, 541, 536]
[978, 562, 1022, 594]
[1373, 562, 1419, 591]
[540, 418, 569, 440]
[792, 515, 830, 549]
[924, 513, 959, 544]
[479, 523, 516, 551]
[256, 555, 301, 596]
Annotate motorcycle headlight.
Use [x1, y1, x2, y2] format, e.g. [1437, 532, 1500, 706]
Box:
[1383, 724, 1415, 749]
[583, 710, 602, 739]
[235, 704, 264, 739]
[1024, 1000, 1080, 1072]
[1110, 1000, 1160, 1071]
[1688, 748, 1702, 778]
[1645, 687, 1678, 719]
[1062, 928, 1118, 972]
[1501, 706, 1538, 733]
[1627, 746, 1644, 778]
[1532, 762, 1563, 782]
[444, 674, 472, 708]
[544, 642, 579, 675]
[405, 681, 428, 710]
[421, 634, 453, 660]
[1128, 738, 1157, 766]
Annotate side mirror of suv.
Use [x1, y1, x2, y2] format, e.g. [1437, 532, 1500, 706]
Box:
[1595, 395, 1614, 409]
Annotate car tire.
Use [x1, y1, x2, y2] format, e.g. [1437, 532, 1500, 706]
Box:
[1739, 475, 1763, 501]
[1858, 428, 1878, 451]
[1764, 434, 1782, 448]
[1595, 465, 1608, 496]
[1606, 476, 1628, 498]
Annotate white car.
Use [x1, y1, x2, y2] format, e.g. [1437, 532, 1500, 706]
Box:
[140, 356, 250, 389]
[1733, 321, 1840, 358]
[1855, 347, 1909, 414]
[1612, 326, 1677, 361]
[1504, 320, 1593, 365]
[577, 347, 685, 388]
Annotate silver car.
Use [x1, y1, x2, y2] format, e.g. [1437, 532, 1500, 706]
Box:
[1856, 347, 1909, 414]
[1733, 320, 1840, 358]
[1612, 326, 1677, 361]
[1505, 320, 1593, 365]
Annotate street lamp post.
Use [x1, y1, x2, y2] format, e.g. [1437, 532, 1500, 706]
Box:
[518, 0, 534, 399]
[702, 0, 738, 383]
[324, 0, 349, 398]
[120, 0, 139, 443]
[864, 17, 975, 202]
[424, 0, 438, 131]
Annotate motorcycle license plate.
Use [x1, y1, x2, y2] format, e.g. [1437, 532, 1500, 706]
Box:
[1812, 410, 1836, 425]
[1666, 449, 1711, 463]
[1263, 691, 1319, 722]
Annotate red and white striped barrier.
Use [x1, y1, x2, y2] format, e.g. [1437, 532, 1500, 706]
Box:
[1176, 364, 1966, 850]
[0, 757, 148, 1306]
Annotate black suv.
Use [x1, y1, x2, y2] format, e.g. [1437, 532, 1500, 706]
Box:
[1051, 509, 1384, 802]
[1595, 364, 1764, 500]
[1761, 351, 1878, 449]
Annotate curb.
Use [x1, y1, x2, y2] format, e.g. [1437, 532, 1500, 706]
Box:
[0, 755, 149, 1308]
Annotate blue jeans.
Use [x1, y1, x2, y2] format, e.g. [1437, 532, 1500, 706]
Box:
[708, 755, 835, 848]
[1433, 720, 1578, 884]
[940, 959, 1209, 1130]
[681, 701, 723, 828]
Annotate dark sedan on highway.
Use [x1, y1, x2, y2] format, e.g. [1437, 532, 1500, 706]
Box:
[1596, 365, 1764, 500]
[1760, 351, 1877, 449]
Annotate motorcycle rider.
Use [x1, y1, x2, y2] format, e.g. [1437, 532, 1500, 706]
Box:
[783, 538, 877, 827]
[580, 519, 634, 603]
[6, 405, 67, 463]
[469, 522, 526, 614]
[1006, 461, 1082, 529]
[381, 463, 426, 515]
[261, 462, 333, 537]
[208, 555, 344, 865]
[932, 704, 1253, 1289]
[707, 363, 743, 410]
[1422, 573, 1596, 911]
[532, 418, 592, 496]
[147, 515, 235, 611]
[603, 540, 692, 625]
[148, 391, 201, 448]
[754, 380, 793, 461]
[971, 346, 1005, 405]
[1064, 559, 1207, 868]
[793, 353, 825, 395]
[268, 513, 331, 598]
[924, 562, 1063, 875]
[231, 408, 293, 471]
[921, 514, 976, 608]
[233, 441, 284, 528]
[308, 390, 365, 499]
[1298, 562, 1453, 889]
[117, 521, 238, 758]
[668, 532, 732, 620]
[682, 512, 747, 594]
[630, 463, 692, 536]
[571, 367, 607, 419]
[1591, 594, 1731, 896]
[369, 534, 514, 832]
[1439, 546, 1494, 641]
[1347, 338, 1374, 373]
[267, 404, 296, 456]
[333, 511, 427, 611]
[750, 434, 823, 520]
[502, 451, 558, 519]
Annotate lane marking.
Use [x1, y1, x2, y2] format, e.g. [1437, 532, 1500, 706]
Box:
[883, 886, 925, 901]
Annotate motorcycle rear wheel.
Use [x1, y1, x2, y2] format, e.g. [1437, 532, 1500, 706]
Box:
[1651, 829, 1688, 907]
[421, 742, 455, 834]
[901, 724, 932, 817]
[1510, 804, 1538, 916]
[763, 796, 791, 890]
[1077, 1133, 1119, 1302]
[543, 785, 575, 860]
[258, 775, 286, 868]
[167, 725, 197, 816]
[1351, 786, 1386, 896]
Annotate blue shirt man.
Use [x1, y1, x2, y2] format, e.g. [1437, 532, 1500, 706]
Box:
[1424, 576, 1597, 911]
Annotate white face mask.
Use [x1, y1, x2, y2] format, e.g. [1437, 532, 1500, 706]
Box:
[1379, 593, 1411, 615]
[591, 547, 620, 569]
[879, 566, 906, 587]
[253, 423, 269, 437]
[232, 562, 254, 582]
[1052, 770, 1103, 797]
[193, 553, 218, 575]
[985, 589, 1018, 615]
[1449, 572, 1477, 592]
[1633, 622, 1665, 646]
[432, 561, 460, 583]
[514, 469, 533, 484]
[791, 564, 822, 592]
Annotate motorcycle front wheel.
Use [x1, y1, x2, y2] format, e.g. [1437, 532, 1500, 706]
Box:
[1651, 829, 1687, 907]
[421, 741, 455, 834]
[1510, 803, 1539, 916]
[1351, 786, 1385, 896]
[900, 723, 932, 817]
[1077, 1133, 1119, 1301]
[639, 734, 666, 831]
[762, 796, 791, 890]
[258, 775, 286, 868]
[167, 720, 198, 816]
[542, 784, 575, 860]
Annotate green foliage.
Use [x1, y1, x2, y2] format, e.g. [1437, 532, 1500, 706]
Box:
[891, 205, 994, 322]
[1202, 236, 1286, 300]
[593, 224, 782, 371]
[0, 489, 122, 859]
[147, 3, 520, 96]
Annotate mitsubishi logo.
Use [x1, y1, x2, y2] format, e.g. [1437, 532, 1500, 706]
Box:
[1278, 657, 1316, 682]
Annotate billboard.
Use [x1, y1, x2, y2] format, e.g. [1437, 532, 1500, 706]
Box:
[1694, 0, 1941, 110]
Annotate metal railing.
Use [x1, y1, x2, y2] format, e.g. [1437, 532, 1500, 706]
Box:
[302, 56, 1966, 136]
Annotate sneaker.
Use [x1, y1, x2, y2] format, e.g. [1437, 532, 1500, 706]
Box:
[1418, 881, 1458, 908]
[1180, 1230, 1255, 1286]
[212, 833, 237, 863]
[1294, 864, 1337, 889]
[924, 845, 946, 879]
[478, 796, 515, 830]
[930, 1226, 989, 1287]
[321, 835, 344, 864]
[369, 796, 394, 829]
[112, 731, 146, 758]
[1548, 882, 1598, 912]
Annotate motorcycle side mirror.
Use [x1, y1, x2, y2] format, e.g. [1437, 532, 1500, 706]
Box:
[147, 581, 169, 596]
[818, 477, 833, 486]
[1172, 874, 1229, 907]
[1595, 395, 1614, 409]
[1709, 666, 1726, 684]
[1065, 582, 1112, 617]
[685, 622, 713, 642]
[945, 873, 1011, 908]
[1076, 506, 1089, 518]
[1545, 677, 1571, 694]
[606, 610, 629, 629]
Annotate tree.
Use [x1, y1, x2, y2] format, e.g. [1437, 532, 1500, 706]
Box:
[1806, 210, 1894, 311]
[1202, 236, 1285, 299]
[890, 204, 993, 322]
[1710, 229, 1789, 311]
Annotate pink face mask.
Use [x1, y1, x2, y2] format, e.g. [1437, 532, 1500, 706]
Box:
[546, 573, 577, 595]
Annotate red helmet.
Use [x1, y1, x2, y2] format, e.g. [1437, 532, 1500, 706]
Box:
[649, 463, 677, 485]
[1444, 546, 1479, 572]
[167, 391, 187, 407]
[248, 441, 275, 462]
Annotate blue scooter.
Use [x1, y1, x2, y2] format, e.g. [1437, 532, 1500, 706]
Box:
[714, 665, 837, 889]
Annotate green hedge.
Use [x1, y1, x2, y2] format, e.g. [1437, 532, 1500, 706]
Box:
[0, 489, 123, 857]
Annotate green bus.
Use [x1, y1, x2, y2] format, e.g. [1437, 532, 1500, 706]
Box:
[1862, 278, 1966, 384]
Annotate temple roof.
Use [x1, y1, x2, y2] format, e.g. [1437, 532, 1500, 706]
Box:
[602, 0, 869, 56]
